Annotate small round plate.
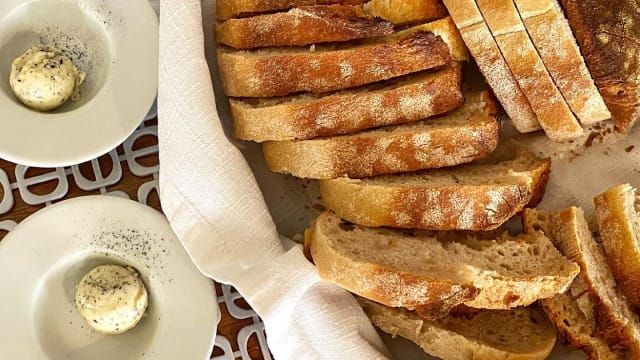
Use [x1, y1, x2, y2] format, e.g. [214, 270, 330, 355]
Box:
[0, 196, 219, 360]
[0, 0, 158, 167]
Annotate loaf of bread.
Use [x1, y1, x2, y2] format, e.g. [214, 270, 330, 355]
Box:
[476, 0, 584, 142]
[524, 207, 640, 357]
[513, 0, 610, 125]
[231, 64, 464, 142]
[595, 184, 640, 311]
[218, 17, 467, 98]
[560, 0, 640, 132]
[442, 0, 540, 133]
[215, 5, 394, 49]
[306, 211, 579, 314]
[319, 142, 550, 231]
[359, 298, 557, 360]
[263, 90, 499, 179]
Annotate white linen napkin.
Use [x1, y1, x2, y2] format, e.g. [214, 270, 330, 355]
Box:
[157, 1, 389, 359]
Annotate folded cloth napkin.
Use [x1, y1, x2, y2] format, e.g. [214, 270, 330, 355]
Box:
[157, 1, 390, 359]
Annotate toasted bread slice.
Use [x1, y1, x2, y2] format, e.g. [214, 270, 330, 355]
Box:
[231, 64, 464, 142]
[307, 211, 579, 311]
[319, 143, 550, 230]
[560, 0, 640, 132]
[363, 0, 447, 25]
[263, 90, 499, 179]
[475, 0, 584, 141]
[215, 5, 394, 49]
[442, 0, 540, 133]
[359, 298, 557, 360]
[513, 0, 610, 125]
[217, 17, 467, 97]
[216, 0, 363, 20]
[524, 207, 640, 356]
[595, 184, 640, 310]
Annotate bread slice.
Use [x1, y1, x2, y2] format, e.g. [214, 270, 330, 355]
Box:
[540, 284, 622, 360]
[215, 5, 395, 49]
[523, 207, 640, 356]
[442, 0, 539, 133]
[560, 0, 639, 132]
[307, 211, 579, 312]
[319, 142, 550, 231]
[363, 0, 447, 25]
[263, 90, 499, 179]
[216, 0, 363, 20]
[513, 0, 610, 125]
[594, 184, 640, 310]
[231, 64, 464, 142]
[217, 17, 467, 97]
[475, 0, 584, 142]
[359, 298, 557, 360]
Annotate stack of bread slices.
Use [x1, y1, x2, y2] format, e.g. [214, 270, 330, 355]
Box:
[215, 0, 640, 359]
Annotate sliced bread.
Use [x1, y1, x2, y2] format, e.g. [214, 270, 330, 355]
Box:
[359, 298, 557, 360]
[475, 0, 584, 141]
[363, 0, 447, 25]
[262, 90, 499, 179]
[442, 0, 540, 133]
[231, 64, 464, 142]
[523, 207, 640, 356]
[217, 17, 467, 97]
[215, 5, 394, 49]
[560, 0, 640, 132]
[319, 142, 550, 231]
[216, 0, 363, 20]
[594, 184, 640, 310]
[513, 0, 610, 125]
[307, 211, 579, 312]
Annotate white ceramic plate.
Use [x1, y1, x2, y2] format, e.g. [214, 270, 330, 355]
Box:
[0, 0, 158, 167]
[0, 196, 219, 360]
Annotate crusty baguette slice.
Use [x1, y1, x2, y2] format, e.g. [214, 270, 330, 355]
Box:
[513, 0, 610, 125]
[217, 17, 467, 97]
[359, 298, 557, 360]
[560, 0, 639, 132]
[475, 0, 584, 141]
[363, 0, 447, 25]
[319, 142, 550, 230]
[307, 211, 579, 311]
[215, 5, 394, 49]
[442, 0, 540, 133]
[263, 90, 499, 179]
[216, 0, 363, 20]
[524, 207, 640, 356]
[231, 64, 464, 142]
[595, 184, 640, 310]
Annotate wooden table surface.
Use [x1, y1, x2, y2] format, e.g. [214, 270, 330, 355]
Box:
[0, 118, 267, 359]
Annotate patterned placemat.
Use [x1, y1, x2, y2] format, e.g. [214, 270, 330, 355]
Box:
[0, 114, 270, 360]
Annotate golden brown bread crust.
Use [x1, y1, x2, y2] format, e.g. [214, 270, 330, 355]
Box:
[594, 184, 640, 311]
[442, 0, 540, 133]
[476, 0, 584, 142]
[216, 0, 363, 20]
[319, 182, 530, 231]
[231, 65, 464, 142]
[263, 116, 499, 179]
[363, 0, 447, 25]
[560, 0, 640, 132]
[515, 0, 611, 125]
[217, 30, 451, 97]
[215, 5, 395, 49]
